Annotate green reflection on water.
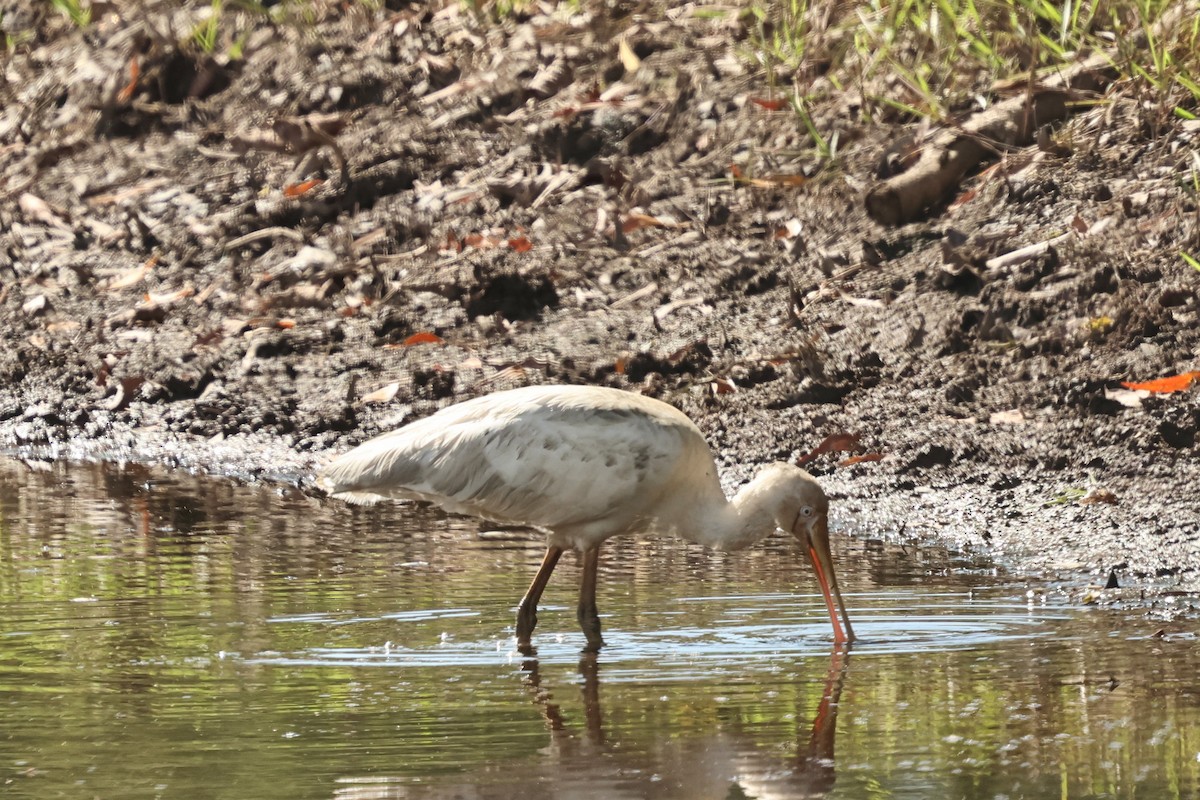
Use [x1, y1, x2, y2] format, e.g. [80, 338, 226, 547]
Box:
[0, 459, 1197, 800]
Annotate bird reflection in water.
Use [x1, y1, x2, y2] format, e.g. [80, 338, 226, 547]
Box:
[518, 647, 851, 800]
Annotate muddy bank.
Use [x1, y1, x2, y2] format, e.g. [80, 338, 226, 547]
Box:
[2, 3, 1198, 601]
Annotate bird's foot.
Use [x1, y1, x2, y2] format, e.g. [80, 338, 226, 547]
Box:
[578, 607, 603, 651]
[515, 605, 537, 648]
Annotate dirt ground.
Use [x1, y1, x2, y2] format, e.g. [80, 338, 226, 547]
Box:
[2, 2, 1198, 608]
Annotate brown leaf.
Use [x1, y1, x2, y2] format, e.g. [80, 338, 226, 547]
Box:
[796, 433, 862, 465]
[750, 96, 786, 111]
[144, 286, 194, 307]
[508, 236, 534, 252]
[402, 331, 444, 347]
[709, 377, 737, 395]
[117, 55, 139, 103]
[1079, 488, 1119, 505]
[839, 453, 883, 467]
[621, 212, 687, 234]
[463, 233, 502, 249]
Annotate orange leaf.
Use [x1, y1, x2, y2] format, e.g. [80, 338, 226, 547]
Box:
[796, 433, 862, 465]
[284, 179, 323, 197]
[750, 97, 785, 111]
[840, 453, 883, 467]
[1120, 372, 1200, 393]
[276, 318, 296, 329]
[117, 56, 140, 103]
[403, 331, 444, 347]
[508, 236, 533, 252]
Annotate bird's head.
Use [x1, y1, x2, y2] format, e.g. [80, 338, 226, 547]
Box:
[762, 463, 855, 645]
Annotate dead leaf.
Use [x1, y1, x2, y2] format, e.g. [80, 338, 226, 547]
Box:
[796, 432, 862, 465]
[402, 331, 444, 347]
[839, 453, 883, 467]
[750, 97, 786, 111]
[1120, 372, 1200, 393]
[730, 165, 808, 188]
[283, 178, 323, 197]
[508, 236, 534, 252]
[117, 55, 139, 103]
[1079, 487, 1119, 505]
[709, 377, 737, 395]
[458, 356, 484, 370]
[144, 286, 194, 307]
[362, 382, 401, 405]
[621, 212, 687, 234]
[989, 409, 1026, 425]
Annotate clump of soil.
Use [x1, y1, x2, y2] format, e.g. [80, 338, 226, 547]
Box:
[1, 2, 1198, 599]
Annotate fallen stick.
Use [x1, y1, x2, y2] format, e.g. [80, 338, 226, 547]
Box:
[984, 232, 1072, 270]
[865, 3, 1191, 227]
[865, 53, 1111, 225]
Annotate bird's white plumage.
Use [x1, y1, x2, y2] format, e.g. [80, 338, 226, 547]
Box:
[319, 383, 855, 646]
[319, 385, 723, 550]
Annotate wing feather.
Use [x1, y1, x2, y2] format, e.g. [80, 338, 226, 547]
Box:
[318, 386, 704, 530]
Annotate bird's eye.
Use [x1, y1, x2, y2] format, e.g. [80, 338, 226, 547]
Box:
[800, 506, 814, 517]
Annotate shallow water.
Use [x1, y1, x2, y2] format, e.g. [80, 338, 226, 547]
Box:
[1, 459, 1197, 800]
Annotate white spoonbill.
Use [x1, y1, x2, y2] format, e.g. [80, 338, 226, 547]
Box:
[318, 384, 855, 650]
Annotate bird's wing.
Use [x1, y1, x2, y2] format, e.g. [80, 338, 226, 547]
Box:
[319, 396, 701, 529]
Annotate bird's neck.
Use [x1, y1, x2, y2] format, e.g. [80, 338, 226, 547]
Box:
[681, 479, 780, 551]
